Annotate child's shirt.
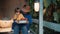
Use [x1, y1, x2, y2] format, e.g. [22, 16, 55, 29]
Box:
[14, 14, 25, 21]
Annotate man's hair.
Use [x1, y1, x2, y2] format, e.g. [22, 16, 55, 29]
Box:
[23, 5, 27, 8]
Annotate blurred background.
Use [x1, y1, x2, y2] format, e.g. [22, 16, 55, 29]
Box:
[0, 0, 60, 34]
[43, 0, 60, 34]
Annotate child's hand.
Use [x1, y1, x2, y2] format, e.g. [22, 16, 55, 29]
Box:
[25, 18, 28, 20]
[21, 18, 28, 20]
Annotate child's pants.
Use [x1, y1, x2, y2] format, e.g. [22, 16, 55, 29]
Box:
[13, 24, 28, 34]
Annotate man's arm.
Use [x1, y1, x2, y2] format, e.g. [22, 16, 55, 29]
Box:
[28, 15, 32, 25]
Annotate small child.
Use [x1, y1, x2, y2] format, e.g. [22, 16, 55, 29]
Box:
[14, 8, 26, 23]
[13, 8, 28, 34]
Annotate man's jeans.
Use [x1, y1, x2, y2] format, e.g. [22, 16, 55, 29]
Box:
[13, 24, 28, 34]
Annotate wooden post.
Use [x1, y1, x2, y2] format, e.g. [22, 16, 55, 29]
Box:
[39, 0, 43, 34]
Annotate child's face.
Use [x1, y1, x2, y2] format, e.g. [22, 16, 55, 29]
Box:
[16, 9, 20, 14]
[17, 9, 20, 12]
[16, 12, 20, 15]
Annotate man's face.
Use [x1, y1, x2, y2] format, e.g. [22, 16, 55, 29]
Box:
[23, 6, 30, 13]
[22, 5, 30, 14]
[26, 6, 30, 10]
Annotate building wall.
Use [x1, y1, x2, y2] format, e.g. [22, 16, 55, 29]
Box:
[0, 0, 26, 18]
[0, 0, 3, 18]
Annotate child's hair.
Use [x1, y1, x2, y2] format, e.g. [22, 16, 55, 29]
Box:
[15, 8, 20, 13]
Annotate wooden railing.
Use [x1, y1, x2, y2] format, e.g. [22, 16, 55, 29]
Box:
[32, 19, 60, 32]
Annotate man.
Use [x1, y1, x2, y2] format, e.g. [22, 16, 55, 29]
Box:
[20, 5, 32, 32]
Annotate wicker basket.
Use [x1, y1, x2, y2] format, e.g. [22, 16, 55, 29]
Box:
[0, 20, 13, 32]
[0, 20, 13, 28]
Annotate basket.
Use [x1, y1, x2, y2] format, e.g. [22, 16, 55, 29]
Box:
[0, 20, 13, 32]
[0, 20, 13, 28]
